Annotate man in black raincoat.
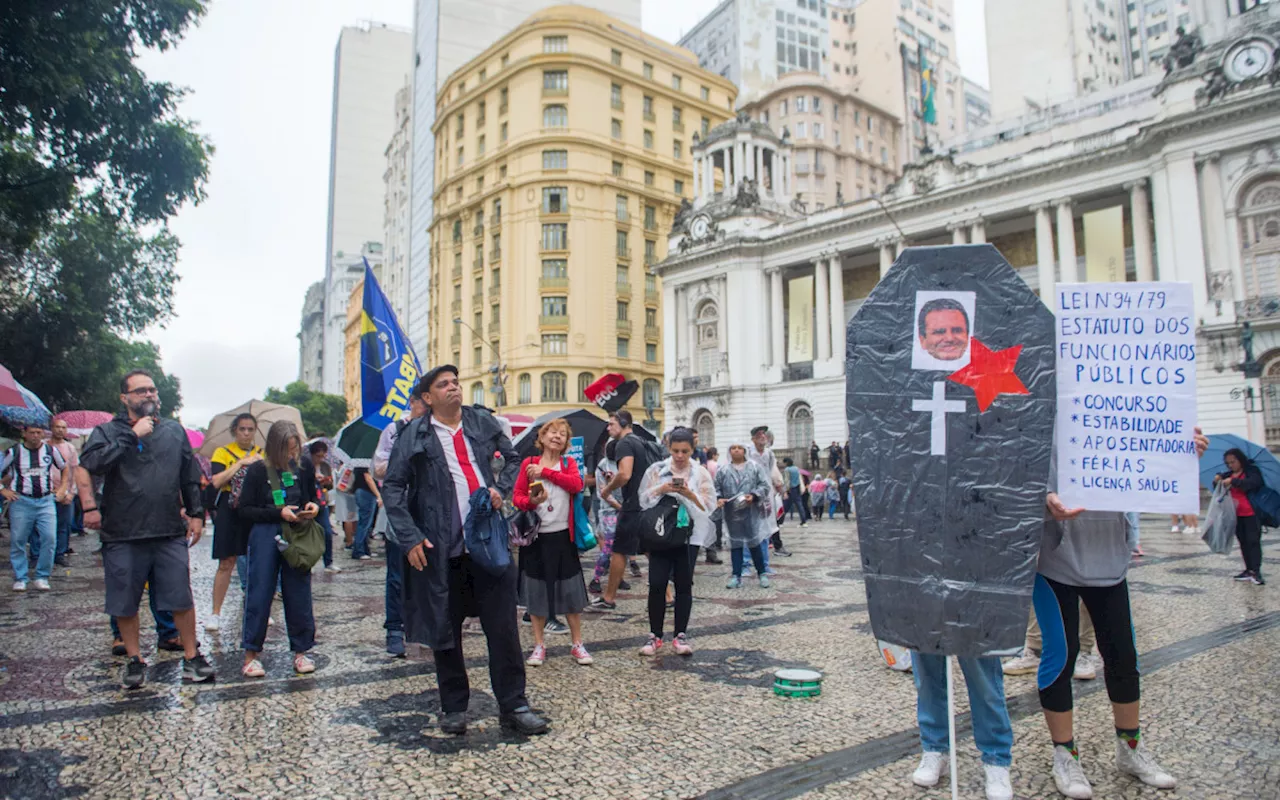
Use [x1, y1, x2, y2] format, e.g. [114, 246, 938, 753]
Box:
[382, 365, 548, 736]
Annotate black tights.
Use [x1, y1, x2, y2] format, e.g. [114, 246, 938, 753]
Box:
[648, 545, 696, 639]
[1034, 574, 1139, 713]
[1236, 515, 1263, 573]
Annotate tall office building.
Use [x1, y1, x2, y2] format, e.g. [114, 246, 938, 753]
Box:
[1126, 0, 1196, 78]
[426, 6, 735, 423]
[406, 0, 642, 362]
[984, 0, 1128, 120]
[321, 23, 412, 396]
[963, 76, 992, 131]
[382, 81, 413, 330]
[297, 281, 325, 391]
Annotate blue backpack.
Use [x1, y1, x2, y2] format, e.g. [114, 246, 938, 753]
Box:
[463, 488, 512, 575]
[1247, 485, 1280, 529]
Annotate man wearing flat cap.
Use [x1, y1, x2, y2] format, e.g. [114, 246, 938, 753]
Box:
[383, 364, 549, 737]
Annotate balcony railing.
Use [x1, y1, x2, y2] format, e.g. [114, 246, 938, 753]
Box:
[451, 265, 462, 281]
[489, 247, 501, 262]
[643, 110, 655, 122]
[450, 299, 461, 316]
[782, 361, 814, 382]
[645, 288, 659, 305]
[672, 121, 684, 133]
[644, 252, 656, 266]
[611, 99, 625, 110]
[541, 203, 569, 215]
[487, 321, 501, 338]
[473, 225, 484, 238]
[472, 255, 483, 270]
[644, 218, 658, 232]
[645, 325, 660, 340]
[616, 281, 632, 298]
[499, 101, 508, 115]
[539, 276, 569, 291]
[450, 333, 461, 348]
[488, 284, 502, 299]
[542, 85, 569, 97]
[539, 314, 569, 327]
[616, 318, 631, 333]
[1237, 296, 1280, 321]
[472, 293, 483, 308]
[682, 376, 710, 391]
[617, 247, 631, 260]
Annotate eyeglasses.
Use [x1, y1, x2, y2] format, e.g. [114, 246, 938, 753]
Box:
[126, 387, 159, 396]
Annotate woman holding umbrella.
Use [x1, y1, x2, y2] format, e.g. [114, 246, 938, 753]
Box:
[1215, 448, 1266, 586]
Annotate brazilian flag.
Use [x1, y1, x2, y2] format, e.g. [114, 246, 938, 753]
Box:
[919, 45, 937, 126]
[359, 258, 421, 430]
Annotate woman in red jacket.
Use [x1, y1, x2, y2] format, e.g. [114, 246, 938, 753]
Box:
[513, 418, 593, 666]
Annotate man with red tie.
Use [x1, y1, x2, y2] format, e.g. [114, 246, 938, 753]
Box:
[382, 365, 548, 737]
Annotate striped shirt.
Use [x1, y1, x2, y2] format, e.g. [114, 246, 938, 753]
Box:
[2, 444, 67, 499]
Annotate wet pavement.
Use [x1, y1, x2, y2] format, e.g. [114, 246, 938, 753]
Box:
[0, 516, 1276, 799]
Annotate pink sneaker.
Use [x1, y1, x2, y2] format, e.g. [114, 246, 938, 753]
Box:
[570, 642, 594, 665]
[672, 633, 693, 656]
[639, 634, 663, 656]
[525, 644, 546, 666]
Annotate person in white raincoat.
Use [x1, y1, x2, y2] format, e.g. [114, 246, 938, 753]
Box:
[636, 427, 715, 657]
[713, 440, 773, 589]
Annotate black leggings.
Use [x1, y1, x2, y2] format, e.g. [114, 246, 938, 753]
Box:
[648, 545, 696, 639]
[1034, 574, 1140, 713]
[1236, 515, 1263, 573]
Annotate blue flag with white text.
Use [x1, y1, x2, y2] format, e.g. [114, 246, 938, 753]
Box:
[360, 259, 421, 430]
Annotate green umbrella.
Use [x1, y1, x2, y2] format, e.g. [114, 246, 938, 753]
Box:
[334, 418, 385, 468]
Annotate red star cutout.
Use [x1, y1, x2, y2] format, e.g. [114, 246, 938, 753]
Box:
[946, 338, 1029, 412]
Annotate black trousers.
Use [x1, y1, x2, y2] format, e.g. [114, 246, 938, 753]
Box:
[1236, 515, 1263, 573]
[648, 545, 697, 639]
[1034, 574, 1139, 713]
[432, 555, 527, 714]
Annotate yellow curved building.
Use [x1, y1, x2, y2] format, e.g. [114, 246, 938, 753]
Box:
[427, 6, 736, 428]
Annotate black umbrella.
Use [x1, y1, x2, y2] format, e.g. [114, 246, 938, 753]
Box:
[511, 408, 654, 463]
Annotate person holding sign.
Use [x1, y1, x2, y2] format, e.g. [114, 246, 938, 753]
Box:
[1034, 427, 1207, 798]
[1214, 449, 1266, 586]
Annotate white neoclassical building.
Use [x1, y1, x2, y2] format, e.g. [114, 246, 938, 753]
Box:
[656, 3, 1280, 464]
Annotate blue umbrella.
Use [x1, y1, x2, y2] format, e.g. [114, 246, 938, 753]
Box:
[0, 380, 52, 429]
[1199, 433, 1280, 491]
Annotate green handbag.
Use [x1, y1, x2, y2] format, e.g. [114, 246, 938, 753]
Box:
[266, 464, 326, 572]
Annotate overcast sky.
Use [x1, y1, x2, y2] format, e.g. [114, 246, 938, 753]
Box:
[139, 0, 987, 429]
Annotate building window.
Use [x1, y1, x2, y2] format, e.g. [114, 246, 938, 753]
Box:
[500, 123, 507, 143]
[617, 338, 630, 358]
[700, 85, 710, 101]
[543, 70, 568, 93]
[643, 95, 654, 119]
[616, 195, 628, 222]
[645, 273, 657, 294]
[477, 135, 485, 155]
[813, 123, 823, 141]
[812, 96, 822, 112]
[518, 373, 532, 404]
[456, 146, 464, 166]
[672, 106, 683, 128]
[543, 36, 567, 53]
[541, 223, 568, 250]
[645, 307, 657, 327]
[643, 62, 653, 80]
[643, 379, 661, 409]
[543, 105, 567, 127]
[542, 259, 567, 278]
[541, 296, 567, 317]
[611, 83, 623, 109]
[796, 122, 806, 139]
[616, 229, 629, 258]
[472, 382, 485, 405]
[833, 102, 841, 121]
[644, 170, 654, 186]
[779, 99, 788, 116]
[695, 300, 719, 375]
[612, 118, 622, 139]
[673, 140, 683, 160]
[541, 371, 567, 401]
[542, 186, 568, 213]
[617, 300, 629, 321]
[542, 149, 567, 170]
[643, 130, 654, 149]
[542, 336, 568, 357]
[456, 113, 464, 135]
[646, 342, 657, 362]
[671, 74, 682, 90]
[674, 179, 685, 195]
[644, 205, 656, 230]
[692, 409, 714, 446]
[617, 264, 629, 286]
[577, 372, 594, 398]
[787, 402, 814, 449]
[499, 86, 508, 111]
[493, 198, 502, 223]
[611, 48, 622, 66]
[644, 239, 656, 264]
[796, 96, 807, 113]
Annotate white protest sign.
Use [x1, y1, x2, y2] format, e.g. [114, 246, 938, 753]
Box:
[1055, 282, 1199, 514]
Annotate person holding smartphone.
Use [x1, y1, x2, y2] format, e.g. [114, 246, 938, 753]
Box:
[235, 420, 321, 677]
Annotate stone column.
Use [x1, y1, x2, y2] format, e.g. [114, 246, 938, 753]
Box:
[755, 145, 764, 187]
[782, 153, 791, 199]
[1165, 154, 1209, 314]
[1055, 199, 1078, 283]
[969, 218, 986, 244]
[950, 224, 966, 245]
[1199, 154, 1230, 297]
[769, 149, 779, 198]
[1127, 180, 1154, 282]
[1033, 203, 1056, 300]
[1225, 209, 1246, 302]
[814, 257, 831, 362]
[770, 268, 786, 367]
[828, 255, 845, 360]
[895, 238, 906, 258]
[1150, 164, 1176, 281]
[675, 285, 689, 367]
[879, 239, 894, 279]
[723, 146, 734, 189]
[662, 281, 678, 388]
[741, 141, 751, 182]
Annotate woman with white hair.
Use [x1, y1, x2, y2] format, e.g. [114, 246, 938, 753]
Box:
[713, 440, 773, 589]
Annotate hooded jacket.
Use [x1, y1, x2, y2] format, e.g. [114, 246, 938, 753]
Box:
[382, 405, 519, 651]
[79, 414, 203, 542]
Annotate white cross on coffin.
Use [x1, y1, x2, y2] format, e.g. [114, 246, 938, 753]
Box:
[912, 380, 966, 455]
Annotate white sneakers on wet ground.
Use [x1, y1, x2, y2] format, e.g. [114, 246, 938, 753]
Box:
[1052, 746, 1093, 799]
[12, 581, 26, 592]
[1115, 738, 1176, 789]
[1073, 654, 1097, 681]
[983, 765, 1013, 800]
[205, 614, 221, 631]
[912, 751, 948, 787]
[32, 579, 50, 591]
[1002, 649, 1040, 676]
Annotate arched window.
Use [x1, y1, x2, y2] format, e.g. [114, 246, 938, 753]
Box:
[543, 105, 568, 128]
[518, 373, 532, 404]
[1263, 354, 1280, 448]
[1239, 178, 1280, 297]
[787, 402, 813, 451]
[577, 372, 595, 399]
[695, 300, 720, 376]
[471, 382, 485, 406]
[542, 371, 567, 402]
[692, 409, 715, 447]
[643, 378, 662, 409]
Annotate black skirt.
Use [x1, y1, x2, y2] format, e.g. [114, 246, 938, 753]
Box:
[518, 529, 588, 618]
[210, 493, 248, 560]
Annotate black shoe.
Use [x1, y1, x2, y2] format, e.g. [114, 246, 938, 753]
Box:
[544, 618, 570, 635]
[439, 711, 467, 736]
[121, 656, 146, 689]
[1233, 570, 1252, 581]
[64, 546, 75, 555]
[522, 611, 532, 624]
[705, 552, 723, 565]
[111, 639, 127, 657]
[1248, 572, 1266, 586]
[157, 637, 185, 652]
[588, 578, 602, 594]
[386, 631, 406, 658]
[500, 706, 549, 735]
[774, 548, 793, 557]
[54, 554, 70, 567]
[182, 652, 216, 683]
[618, 579, 632, 591]
[629, 560, 642, 578]
[586, 597, 616, 612]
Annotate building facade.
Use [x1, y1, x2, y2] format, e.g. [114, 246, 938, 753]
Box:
[322, 23, 413, 395]
[325, 242, 383, 410]
[406, 0, 642, 361]
[298, 281, 325, 391]
[963, 77, 992, 132]
[656, 4, 1280, 463]
[425, 6, 736, 424]
[383, 82, 413, 329]
[986, 0, 1128, 121]
[740, 71, 902, 209]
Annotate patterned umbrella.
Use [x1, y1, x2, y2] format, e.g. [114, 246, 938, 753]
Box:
[0, 377, 52, 429]
[0, 364, 25, 407]
[53, 410, 115, 439]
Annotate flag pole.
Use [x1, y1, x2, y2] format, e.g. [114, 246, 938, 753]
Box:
[947, 656, 959, 800]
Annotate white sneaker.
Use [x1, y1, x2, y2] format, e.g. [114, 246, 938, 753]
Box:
[984, 764, 1013, 800]
[912, 751, 948, 787]
[1170, 524, 1181, 532]
[12, 580, 27, 592]
[1072, 654, 1097, 681]
[1052, 746, 1093, 799]
[324, 564, 342, 573]
[268, 616, 276, 627]
[32, 579, 50, 591]
[1115, 738, 1176, 789]
[1003, 649, 1040, 675]
[204, 614, 221, 632]
[1184, 525, 1198, 535]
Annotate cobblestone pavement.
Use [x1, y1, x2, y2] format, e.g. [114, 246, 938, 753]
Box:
[1, 516, 1276, 799]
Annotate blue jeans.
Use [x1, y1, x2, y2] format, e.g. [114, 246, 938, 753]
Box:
[241, 523, 315, 654]
[318, 505, 335, 567]
[785, 486, 810, 522]
[353, 489, 377, 558]
[731, 543, 766, 577]
[385, 535, 403, 634]
[55, 501, 71, 556]
[828, 501, 838, 518]
[9, 495, 55, 582]
[912, 653, 1013, 767]
[110, 582, 178, 643]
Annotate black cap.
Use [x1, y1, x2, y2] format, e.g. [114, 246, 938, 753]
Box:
[751, 425, 769, 436]
[415, 364, 459, 397]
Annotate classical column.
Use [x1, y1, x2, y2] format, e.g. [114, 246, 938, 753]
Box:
[782, 153, 791, 199]
[770, 268, 786, 367]
[950, 224, 966, 245]
[895, 238, 906, 258]
[723, 146, 734, 188]
[814, 257, 831, 362]
[1033, 203, 1057, 300]
[755, 145, 764, 187]
[769, 149, 779, 198]
[662, 281, 678, 387]
[878, 239, 894, 279]
[1127, 180, 1154, 282]
[969, 218, 986, 244]
[1165, 154, 1208, 313]
[1055, 199, 1078, 283]
[1225, 209, 1246, 302]
[675, 285, 689, 368]
[1150, 164, 1175, 281]
[716, 275, 728, 371]
[741, 141, 751, 182]
[1199, 154, 1230, 300]
[828, 255, 845, 360]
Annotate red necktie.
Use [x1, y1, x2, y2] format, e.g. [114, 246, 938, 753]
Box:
[451, 429, 481, 494]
